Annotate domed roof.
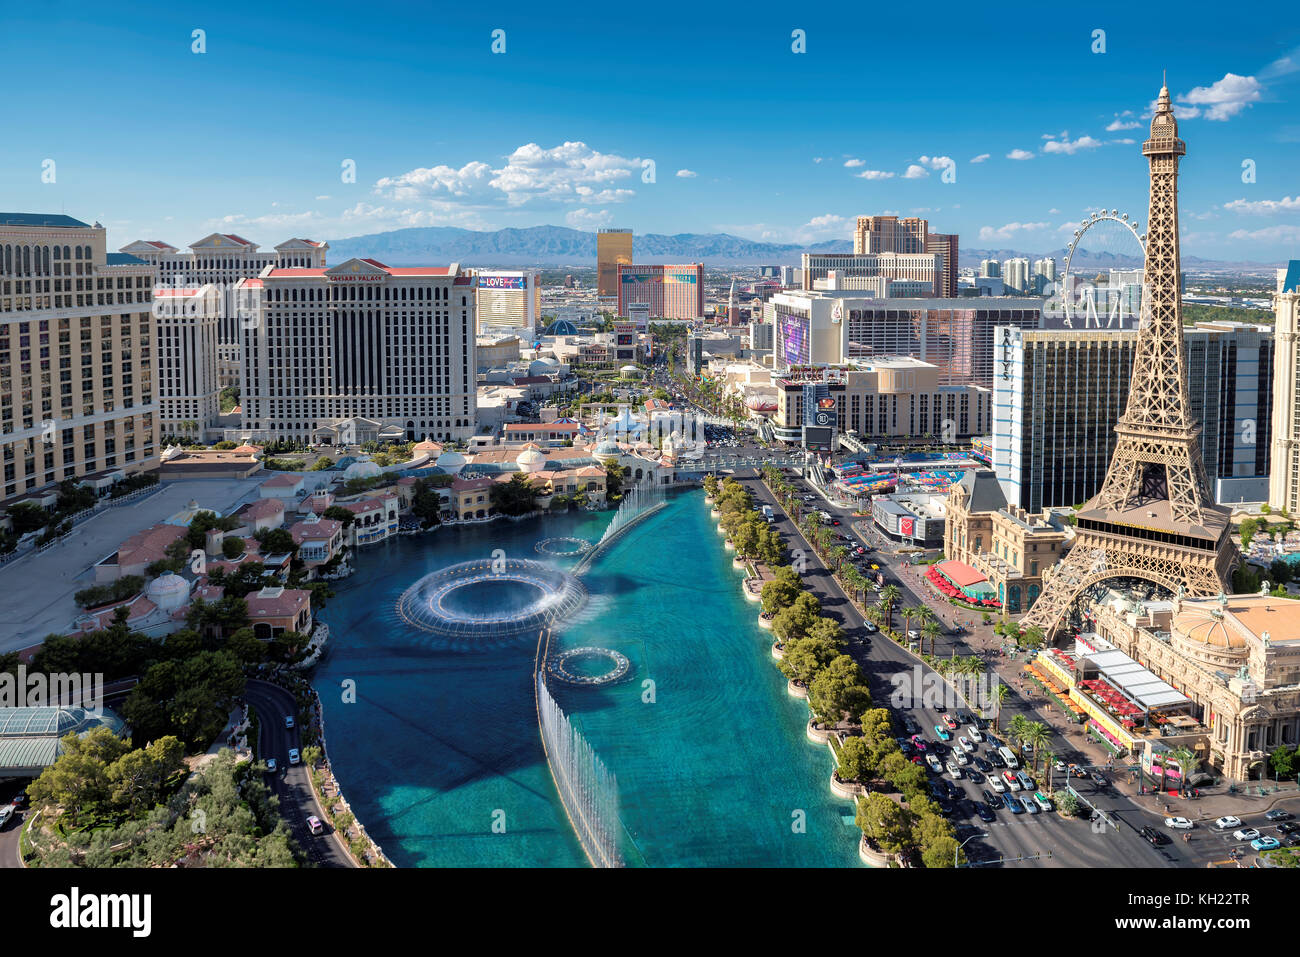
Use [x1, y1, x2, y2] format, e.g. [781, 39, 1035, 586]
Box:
[516, 447, 547, 472]
[543, 318, 579, 336]
[1173, 604, 1246, 650]
[343, 459, 382, 481]
[528, 357, 559, 376]
[594, 439, 621, 457]
[147, 573, 189, 599]
[436, 450, 467, 473]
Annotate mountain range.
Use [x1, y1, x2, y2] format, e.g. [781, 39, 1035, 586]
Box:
[325, 224, 1261, 272]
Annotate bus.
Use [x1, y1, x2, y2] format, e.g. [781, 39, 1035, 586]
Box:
[997, 745, 1020, 769]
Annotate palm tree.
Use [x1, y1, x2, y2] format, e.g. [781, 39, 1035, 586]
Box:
[1022, 721, 1051, 776]
[921, 621, 942, 660]
[1043, 749, 1058, 794]
[913, 606, 938, 654]
[1007, 714, 1031, 750]
[878, 585, 901, 631]
[1168, 746, 1199, 796]
[829, 546, 848, 573]
[991, 682, 1011, 731]
[900, 605, 920, 644]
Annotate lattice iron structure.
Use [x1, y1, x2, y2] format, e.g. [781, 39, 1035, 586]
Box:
[1023, 84, 1236, 639]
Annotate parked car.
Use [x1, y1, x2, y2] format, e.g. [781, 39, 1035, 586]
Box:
[1005, 794, 1025, 814]
[1214, 816, 1243, 830]
[1251, 836, 1281, 851]
[988, 775, 1006, 794]
[1164, 816, 1194, 829]
[1032, 791, 1053, 812]
[10, 791, 27, 809]
[946, 761, 963, 780]
[1232, 827, 1261, 842]
[968, 726, 984, 743]
[943, 718, 959, 735]
[927, 754, 943, 774]
[966, 769, 985, 784]
[988, 750, 1006, 769]
[1265, 809, 1294, 822]
[958, 736, 975, 753]
[934, 725, 952, 742]
[973, 756, 992, 773]
[910, 734, 927, 752]
[975, 802, 997, 823]
[954, 750, 970, 767]
[982, 789, 1002, 808]
[1278, 822, 1300, 835]
[1021, 796, 1039, 815]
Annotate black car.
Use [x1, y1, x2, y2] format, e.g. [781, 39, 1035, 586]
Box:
[931, 741, 948, 757]
[982, 789, 1003, 809]
[1140, 825, 1169, 847]
[1279, 822, 1300, 835]
[973, 756, 992, 772]
[966, 768, 984, 784]
[988, 750, 1006, 768]
[943, 780, 963, 801]
[902, 716, 921, 735]
[975, 802, 997, 823]
[1284, 834, 1300, 848]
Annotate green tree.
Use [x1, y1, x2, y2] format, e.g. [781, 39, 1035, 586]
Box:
[877, 585, 902, 631]
[809, 654, 873, 725]
[855, 793, 912, 855]
[490, 474, 541, 516]
[221, 536, 245, 560]
[28, 727, 133, 826]
[1239, 517, 1259, 548]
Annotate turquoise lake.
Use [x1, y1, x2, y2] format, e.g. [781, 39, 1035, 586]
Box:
[313, 490, 860, 867]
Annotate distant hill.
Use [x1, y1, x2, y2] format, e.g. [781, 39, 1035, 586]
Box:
[326, 224, 851, 267]
[324, 224, 1266, 273]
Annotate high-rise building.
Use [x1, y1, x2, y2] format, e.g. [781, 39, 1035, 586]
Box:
[980, 259, 1001, 278]
[596, 228, 633, 298]
[473, 271, 541, 338]
[927, 232, 959, 298]
[154, 284, 222, 440]
[1269, 261, 1300, 512]
[121, 234, 327, 388]
[770, 289, 1043, 387]
[1023, 83, 1235, 639]
[1001, 257, 1031, 294]
[853, 215, 929, 254]
[235, 258, 476, 445]
[616, 263, 703, 320]
[993, 324, 1274, 512]
[0, 214, 159, 504]
[800, 252, 942, 295]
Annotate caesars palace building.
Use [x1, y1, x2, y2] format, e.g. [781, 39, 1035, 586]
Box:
[233, 258, 477, 446]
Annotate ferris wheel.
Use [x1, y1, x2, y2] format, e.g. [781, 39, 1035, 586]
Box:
[1062, 210, 1146, 327]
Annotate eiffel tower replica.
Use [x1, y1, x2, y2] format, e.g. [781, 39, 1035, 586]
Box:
[1023, 82, 1236, 639]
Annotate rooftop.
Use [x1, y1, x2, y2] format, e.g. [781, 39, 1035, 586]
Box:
[0, 213, 92, 229]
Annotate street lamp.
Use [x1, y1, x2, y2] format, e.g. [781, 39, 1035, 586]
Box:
[956, 830, 987, 868]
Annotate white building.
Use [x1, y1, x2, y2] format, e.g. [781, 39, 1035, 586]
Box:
[234, 258, 476, 445]
[120, 234, 328, 388]
[800, 251, 941, 295]
[1270, 261, 1300, 513]
[474, 270, 541, 338]
[154, 284, 221, 440]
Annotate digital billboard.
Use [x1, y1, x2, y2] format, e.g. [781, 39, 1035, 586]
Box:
[803, 426, 833, 450]
[478, 274, 526, 289]
[781, 314, 808, 366]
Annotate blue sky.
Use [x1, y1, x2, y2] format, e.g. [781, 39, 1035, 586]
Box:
[3, 0, 1299, 263]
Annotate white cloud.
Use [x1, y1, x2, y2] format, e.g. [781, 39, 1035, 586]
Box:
[675, 168, 697, 178]
[978, 221, 1052, 242]
[844, 158, 864, 168]
[969, 153, 990, 164]
[1109, 138, 1136, 145]
[903, 164, 928, 179]
[1228, 225, 1300, 243]
[918, 155, 954, 171]
[855, 169, 895, 180]
[1006, 149, 1035, 161]
[797, 214, 849, 241]
[1222, 196, 1300, 215]
[374, 141, 641, 209]
[314, 195, 332, 201]
[1178, 73, 1262, 121]
[565, 207, 614, 229]
[1042, 134, 1103, 155]
[1048, 208, 1060, 214]
[813, 157, 825, 164]
[1106, 117, 1142, 131]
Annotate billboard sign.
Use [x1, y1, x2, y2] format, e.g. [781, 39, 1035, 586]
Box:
[782, 314, 809, 366]
[479, 274, 527, 289]
[899, 517, 914, 538]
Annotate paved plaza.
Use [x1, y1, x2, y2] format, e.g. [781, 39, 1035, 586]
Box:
[0, 477, 266, 652]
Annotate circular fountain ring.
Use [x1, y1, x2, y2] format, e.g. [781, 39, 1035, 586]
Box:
[548, 647, 632, 687]
[535, 536, 594, 557]
[395, 558, 587, 639]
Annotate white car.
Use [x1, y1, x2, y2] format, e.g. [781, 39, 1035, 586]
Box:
[958, 736, 975, 753]
[1214, 815, 1242, 830]
[968, 726, 984, 743]
[1164, 817, 1194, 830]
[265, 757, 278, 773]
[1232, 827, 1261, 842]
[926, 754, 943, 774]
[988, 775, 1006, 793]
[954, 750, 970, 767]
[0, 804, 13, 827]
[288, 748, 300, 765]
[946, 761, 963, 779]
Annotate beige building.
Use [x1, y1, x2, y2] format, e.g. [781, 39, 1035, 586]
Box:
[1088, 592, 1300, 780]
[234, 258, 476, 444]
[121, 234, 328, 389]
[154, 284, 221, 440]
[1270, 262, 1300, 513]
[943, 470, 1068, 614]
[474, 272, 541, 337]
[0, 214, 159, 505]
[770, 360, 990, 445]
